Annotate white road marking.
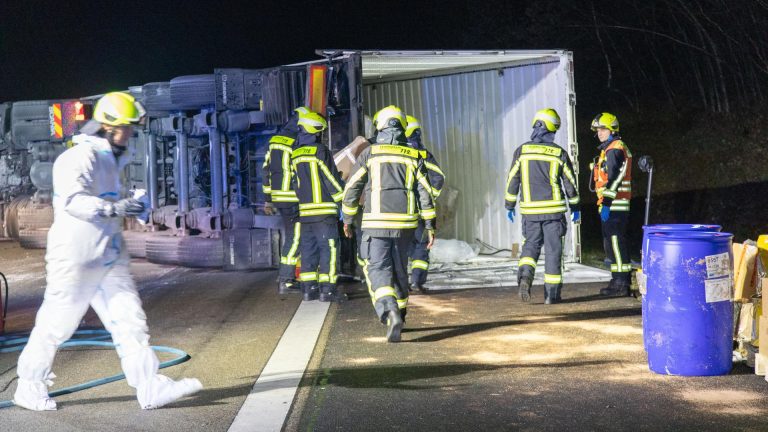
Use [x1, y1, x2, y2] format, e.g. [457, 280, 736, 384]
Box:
[228, 300, 329, 432]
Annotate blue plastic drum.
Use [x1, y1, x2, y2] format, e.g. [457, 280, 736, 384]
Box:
[644, 231, 733, 376]
[640, 224, 722, 351]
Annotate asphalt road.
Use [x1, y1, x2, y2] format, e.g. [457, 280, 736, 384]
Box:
[1, 241, 766, 431]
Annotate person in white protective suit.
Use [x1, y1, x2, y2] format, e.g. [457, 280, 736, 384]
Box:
[14, 92, 202, 411]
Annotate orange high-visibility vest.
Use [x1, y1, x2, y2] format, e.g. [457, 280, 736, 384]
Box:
[593, 140, 632, 211]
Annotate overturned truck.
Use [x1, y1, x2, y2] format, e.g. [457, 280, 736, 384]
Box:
[0, 50, 581, 270]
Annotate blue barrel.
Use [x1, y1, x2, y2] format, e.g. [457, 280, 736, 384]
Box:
[642, 224, 722, 268]
[645, 231, 733, 376]
[640, 224, 722, 351]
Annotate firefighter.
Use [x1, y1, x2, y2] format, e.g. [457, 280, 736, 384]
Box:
[589, 112, 633, 297]
[14, 92, 201, 411]
[262, 106, 310, 294]
[505, 108, 580, 305]
[290, 111, 347, 302]
[405, 115, 445, 293]
[342, 105, 436, 342]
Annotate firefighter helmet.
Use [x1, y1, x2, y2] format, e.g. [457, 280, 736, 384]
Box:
[532, 108, 561, 132]
[591, 112, 619, 132]
[294, 106, 311, 115]
[373, 105, 407, 131]
[405, 115, 421, 138]
[93, 92, 146, 126]
[297, 111, 327, 134]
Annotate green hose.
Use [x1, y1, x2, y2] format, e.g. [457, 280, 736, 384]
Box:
[0, 329, 191, 409]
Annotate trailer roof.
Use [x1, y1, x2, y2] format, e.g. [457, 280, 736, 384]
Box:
[353, 50, 565, 83]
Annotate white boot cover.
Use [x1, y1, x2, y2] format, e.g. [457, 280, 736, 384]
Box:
[137, 374, 202, 409]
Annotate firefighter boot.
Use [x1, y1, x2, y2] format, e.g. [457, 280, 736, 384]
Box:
[600, 279, 630, 297]
[302, 283, 319, 301]
[378, 297, 403, 342]
[518, 276, 533, 302]
[278, 279, 300, 295]
[544, 284, 561, 305]
[319, 284, 347, 303]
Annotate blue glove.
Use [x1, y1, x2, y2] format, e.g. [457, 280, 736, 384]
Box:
[600, 205, 611, 222]
[339, 208, 345, 222]
[571, 210, 581, 224]
[507, 209, 515, 222]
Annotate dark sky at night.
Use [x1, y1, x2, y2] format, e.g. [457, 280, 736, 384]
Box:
[0, 0, 530, 101]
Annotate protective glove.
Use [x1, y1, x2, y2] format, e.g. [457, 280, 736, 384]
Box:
[131, 188, 152, 224]
[600, 205, 611, 222]
[426, 229, 436, 250]
[507, 209, 515, 222]
[339, 208, 345, 222]
[112, 198, 145, 217]
[571, 210, 581, 224]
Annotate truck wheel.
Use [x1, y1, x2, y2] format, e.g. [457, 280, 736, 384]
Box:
[170, 75, 216, 107]
[12, 119, 51, 147]
[11, 100, 51, 122]
[177, 236, 223, 268]
[3, 196, 28, 239]
[123, 231, 154, 259]
[17, 203, 53, 230]
[18, 228, 48, 249]
[145, 234, 182, 265]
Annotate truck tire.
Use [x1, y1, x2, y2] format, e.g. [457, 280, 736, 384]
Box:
[145, 234, 223, 268]
[177, 236, 223, 268]
[3, 196, 27, 239]
[145, 234, 182, 265]
[12, 119, 51, 146]
[170, 75, 216, 107]
[11, 101, 51, 122]
[123, 231, 154, 259]
[17, 203, 53, 230]
[19, 228, 48, 249]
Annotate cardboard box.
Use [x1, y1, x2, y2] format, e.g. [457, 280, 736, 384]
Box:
[758, 316, 768, 375]
[333, 136, 370, 181]
[733, 242, 759, 301]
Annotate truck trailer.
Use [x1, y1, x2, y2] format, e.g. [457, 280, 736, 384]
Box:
[0, 50, 580, 270]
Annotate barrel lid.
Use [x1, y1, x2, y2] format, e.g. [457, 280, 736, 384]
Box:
[648, 231, 733, 242]
[642, 224, 722, 232]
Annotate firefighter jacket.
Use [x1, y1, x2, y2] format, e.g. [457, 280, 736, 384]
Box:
[290, 135, 345, 223]
[262, 116, 301, 206]
[591, 138, 632, 211]
[342, 142, 436, 237]
[505, 142, 580, 219]
[407, 136, 445, 199]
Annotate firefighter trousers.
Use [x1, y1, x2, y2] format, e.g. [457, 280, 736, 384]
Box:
[278, 205, 301, 281]
[299, 218, 340, 294]
[602, 210, 631, 285]
[359, 231, 413, 322]
[518, 216, 567, 298]
[409, 220, 430, 287]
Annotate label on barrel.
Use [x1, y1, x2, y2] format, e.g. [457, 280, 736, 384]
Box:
[704, 278, 732, 303]
[705, 252, 730, 279]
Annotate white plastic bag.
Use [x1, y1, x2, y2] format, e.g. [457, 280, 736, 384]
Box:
[429, 239, 478, 263]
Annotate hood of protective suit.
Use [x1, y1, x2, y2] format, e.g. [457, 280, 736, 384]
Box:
[374, 127, 407, 145]
[530, 125, 556, 143]
[73, 133, 134, 169]
[296, 130, 321, 146]
[406, 133, 425, 150]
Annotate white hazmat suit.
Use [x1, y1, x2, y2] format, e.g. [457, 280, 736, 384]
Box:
[15, 133, 202, 410]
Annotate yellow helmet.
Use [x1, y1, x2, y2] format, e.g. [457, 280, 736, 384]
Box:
[373, 105, 407, 131]
[297, 111, 327, 134]
[93, 92, 146, 126]
[405, 115, 421, 138]
[532, 108, 561, 132]
[294, 106, 311, 115]
[591, 112, 619, 132]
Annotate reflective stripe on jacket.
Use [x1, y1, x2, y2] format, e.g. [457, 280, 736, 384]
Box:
[505, 142, 580, 215]
[342, 144, 436, 231]
[291, 144, 345, 222]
